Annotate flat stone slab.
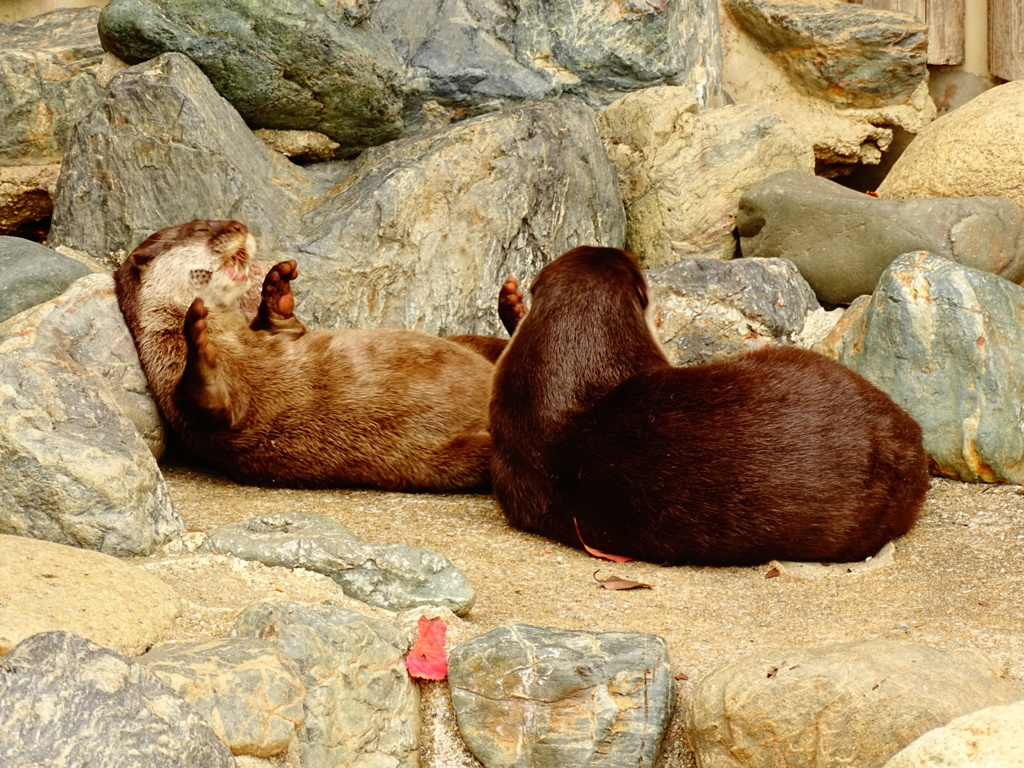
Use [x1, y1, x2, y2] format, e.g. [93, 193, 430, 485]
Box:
[0, 534, 180, 656]
[200, 512, 475, 616]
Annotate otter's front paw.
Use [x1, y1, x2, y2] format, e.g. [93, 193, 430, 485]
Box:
[498, 276, 526, 336]
[261, 260, 298, 319]
[184, 298, 217, 368]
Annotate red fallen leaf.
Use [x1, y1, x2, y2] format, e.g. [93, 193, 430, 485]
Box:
[574, 518, 634, 563]
[674, 672, 690, 681]
[764, 567, 781, 579]
[404, 616, 448, 681]
[594, 570, 652, 591]
[865, 190, 879, 197]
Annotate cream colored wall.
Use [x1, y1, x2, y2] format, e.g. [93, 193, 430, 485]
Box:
[0, 0, 109, 23]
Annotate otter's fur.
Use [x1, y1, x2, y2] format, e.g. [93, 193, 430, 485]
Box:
[114, 220, 494, 491]
[489, 246, 930, 565]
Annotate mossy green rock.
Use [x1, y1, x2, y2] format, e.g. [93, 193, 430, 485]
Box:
[98, 0, 404, 156]
[836, 251, 1024, 483]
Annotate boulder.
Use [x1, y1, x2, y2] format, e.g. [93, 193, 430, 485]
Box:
[0, 535, 180, 657]
[685, 639, 1024, 768]
[200, 513, 476, 616]
[233, 600, 419, 768]
[98, 0, 405, 156]
[599, 86, 813, 265]
[139, 637, 306, 758]
[878, 79, 1024, 213]
[449, 624, 674, 768]
[0, 631, 234, 768]
[835, 252, 1024, 483]
[646, 257, 818, 366]
[718, 0, 935, 176]
[0, 237, 94, 322]
[0, 275, 181, 555]
[882, 700, 1024, 768]
[50, 53, 625, 338]
[371, 0, 725, 130]
[0, 7, 106, 234]
[738, 170, 1024, 305]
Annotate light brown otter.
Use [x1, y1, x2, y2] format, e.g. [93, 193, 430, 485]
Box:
[114, 219, 497, 491]
[489, 246, 930, 565]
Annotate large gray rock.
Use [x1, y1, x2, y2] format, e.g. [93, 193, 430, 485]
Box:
[371, 0, 724, 130]
[878, 79, 1024, 214]
[738, 171, 1024, 305]
[449, 624, 674, 768]
[200, 513, 476, 616]
[0, 274, 181, 555]
[0, 535, 180, 657]
[599, 86, 813, 265]
[685, 639, 1024, 768]
[139, 637, 306, 758]
[0, 631, 234, 768]
[50, 52, 303, 270]
[0, 237, 93, 322]
[233, 600, 419, 768]
[835, 252, 1024, 483]
[882, 700, 1024, 768]
[0, 7, 106, 234]
[50, 53, 625, 338]
[646, 257, 818, 366]
[723, 0, 927, 109]
[718, 0, 935, 176]
[98, 0, 405, 157]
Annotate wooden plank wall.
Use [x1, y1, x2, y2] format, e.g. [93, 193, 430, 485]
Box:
[989, 0, 1024, 80]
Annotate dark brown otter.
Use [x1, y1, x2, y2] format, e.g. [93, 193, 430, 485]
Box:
[489, 246, 930, 565]
[114, 219, 498, 492]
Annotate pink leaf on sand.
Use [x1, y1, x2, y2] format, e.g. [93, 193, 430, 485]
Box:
[405, 616, 448, 680]
[574, 518, 634, 563]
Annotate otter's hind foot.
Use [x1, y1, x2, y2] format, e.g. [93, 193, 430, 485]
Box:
[251, 260, 306, 335]
[498, 276, 526, 336]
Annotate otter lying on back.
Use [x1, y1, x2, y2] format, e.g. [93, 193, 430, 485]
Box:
[489, 246, 930, 565]
[114, 219, 496, 491]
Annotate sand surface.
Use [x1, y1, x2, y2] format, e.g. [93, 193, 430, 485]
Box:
[138, 462, 1024, 767]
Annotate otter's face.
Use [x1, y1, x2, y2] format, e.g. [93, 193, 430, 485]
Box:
[136, 220, 256, 311]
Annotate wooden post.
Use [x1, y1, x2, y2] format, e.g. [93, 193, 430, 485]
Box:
[990, 0, 1024, 80]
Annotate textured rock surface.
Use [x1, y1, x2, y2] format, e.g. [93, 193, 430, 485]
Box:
[646, 257, 818, 366]
[738, 171, 1024, 305]
[200, 513, 476, 616]
[599, 86, 813, 265]
[0, 275, 181, 555]
[233, 600, 419, 768]
[0, 631, 234, 768]
[685, 639, 1024, 768]
[723, 0, 927, 108]
[98, 0, 405, 156]
[371, 0, 724, 130]
[0, 7, 105, 233]
[0, 237, 93, 322]
[878, 79, 1024, 212]
[49, 53, 625, 338]
[835, 252, 1024, 483]
[882, 700, 1024, 768]
[0, 535, 180, 656]
[449, 624, 674, 768]
[718, 0, 935, 175]
[0, 8, 105, 165]
[49, 52, 304, 269]
[139, 637, 305, 758]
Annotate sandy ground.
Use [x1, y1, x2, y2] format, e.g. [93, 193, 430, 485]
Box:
[138, 460, 1024, 767]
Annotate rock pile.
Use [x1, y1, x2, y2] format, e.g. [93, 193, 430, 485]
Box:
[2, 0, 1024, 766]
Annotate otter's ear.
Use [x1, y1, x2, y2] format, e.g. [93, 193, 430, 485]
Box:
[635, 281, 648, 309]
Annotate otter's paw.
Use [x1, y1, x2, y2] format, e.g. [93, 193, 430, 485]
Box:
[184, 298, 217, 368]
[498, 276, 526, 336]
[261, 260, 298, 318]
